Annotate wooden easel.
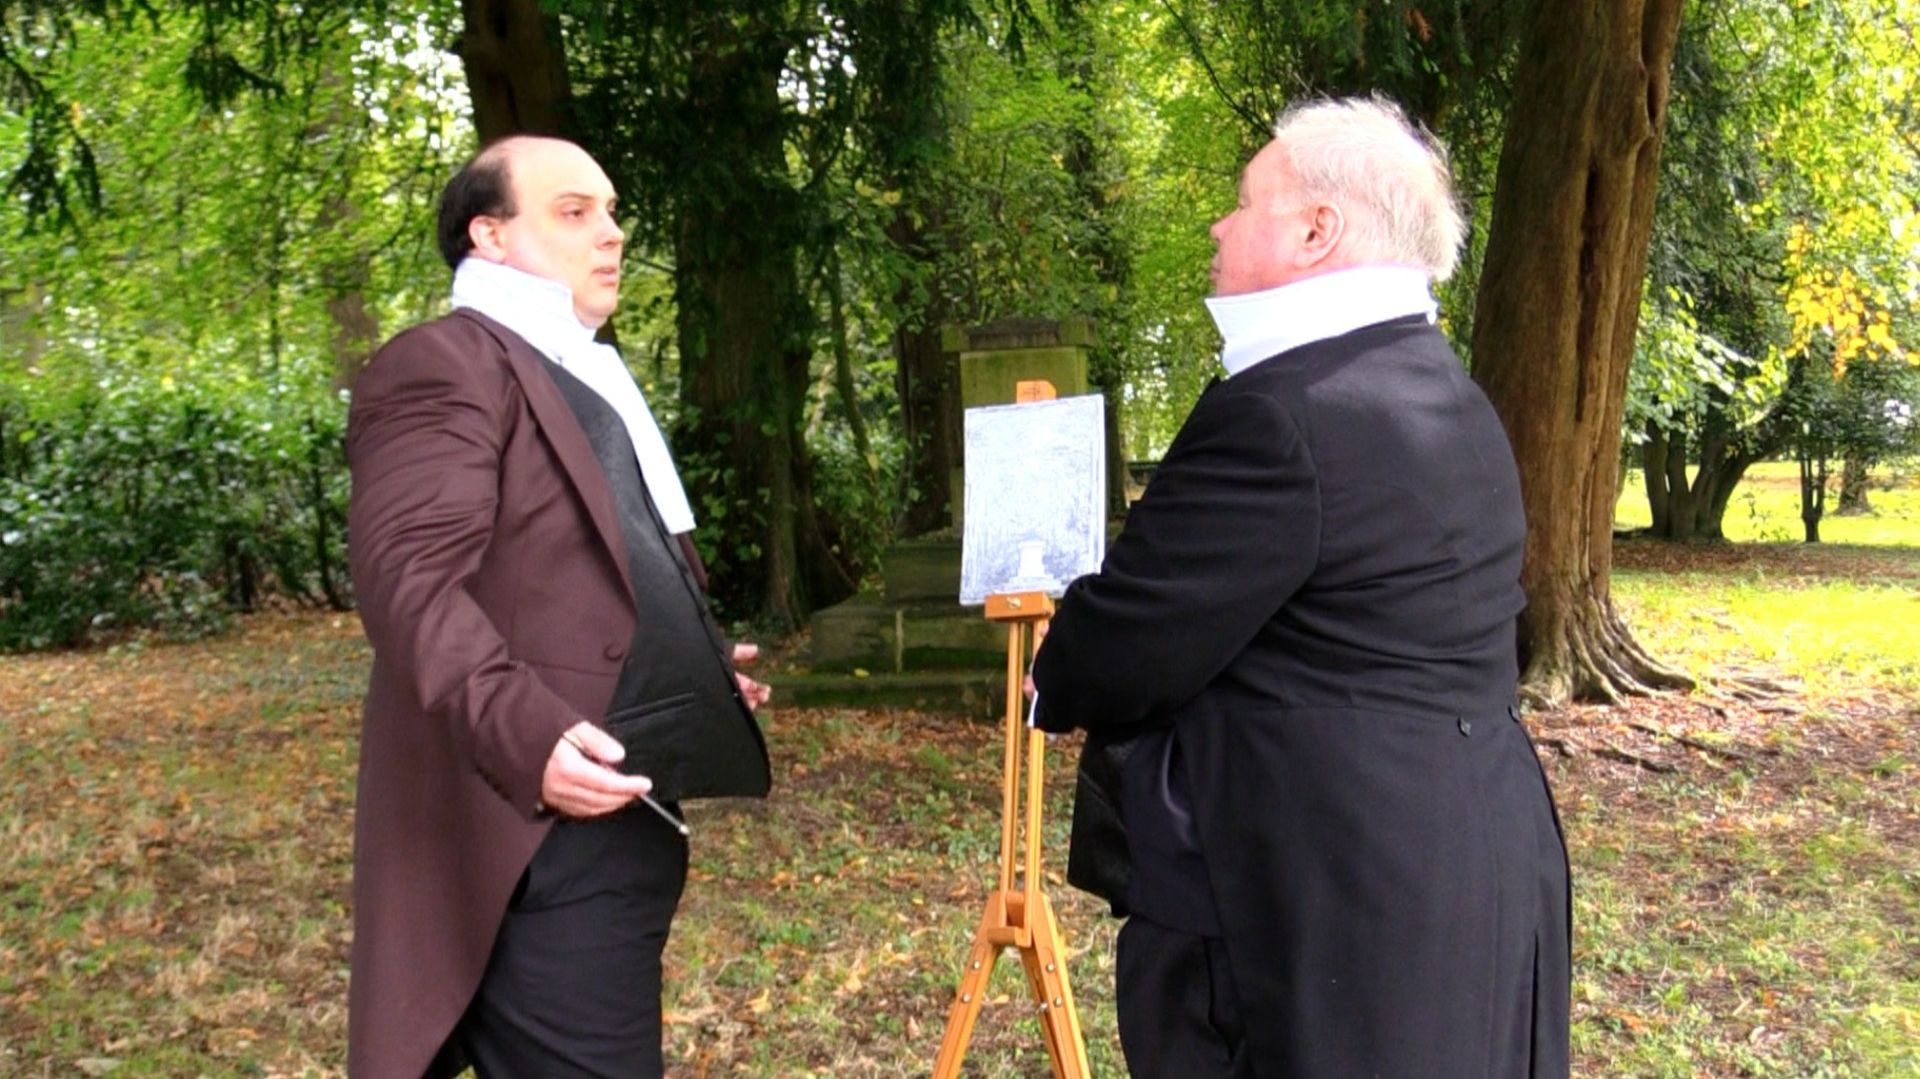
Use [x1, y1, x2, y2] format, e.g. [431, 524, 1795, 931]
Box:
[933, 374, 1092, 1078]
[931, 591, 1090, 1079]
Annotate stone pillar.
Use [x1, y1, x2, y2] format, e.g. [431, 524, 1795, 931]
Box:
[940, 317, 1095, 526]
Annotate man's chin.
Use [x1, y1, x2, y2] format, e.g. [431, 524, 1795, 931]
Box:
[576, 292, 620, 330]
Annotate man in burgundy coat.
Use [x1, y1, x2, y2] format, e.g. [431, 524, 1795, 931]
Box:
[1033, 98, 1570, 1077]
[346, 136, 769, 1077]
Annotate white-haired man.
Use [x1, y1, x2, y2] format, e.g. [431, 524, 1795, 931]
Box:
[1033, 97, 1571, 1077]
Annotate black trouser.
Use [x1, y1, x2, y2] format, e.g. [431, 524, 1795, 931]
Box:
[450, 803, 688, 1078]
[1116, 916, 1255, 1079]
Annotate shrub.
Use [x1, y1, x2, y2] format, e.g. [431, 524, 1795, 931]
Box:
[0, 373, 349, 650]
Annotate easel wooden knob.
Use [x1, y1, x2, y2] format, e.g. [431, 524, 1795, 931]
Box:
[932, 590, 1091, 1079]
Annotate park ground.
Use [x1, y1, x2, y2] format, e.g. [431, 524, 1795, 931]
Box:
[1, 462, 1916, 1077]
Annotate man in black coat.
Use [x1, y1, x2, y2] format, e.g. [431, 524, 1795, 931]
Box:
[1031, 97, 1571, 1078]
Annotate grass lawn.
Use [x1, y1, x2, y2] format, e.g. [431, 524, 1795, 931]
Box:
[1, 465, 1915, 1076]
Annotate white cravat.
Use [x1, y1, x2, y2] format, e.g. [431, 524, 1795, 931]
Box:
[450, 258, 697, 535]
[1204, 265, 1439, 377]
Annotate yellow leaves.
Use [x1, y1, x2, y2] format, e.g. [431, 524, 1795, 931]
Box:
[1864, 317, 1896, 354]
[1783, 264, 1908, 374]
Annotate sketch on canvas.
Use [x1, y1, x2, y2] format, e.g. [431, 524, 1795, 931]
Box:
[959, 394, 1106, 606]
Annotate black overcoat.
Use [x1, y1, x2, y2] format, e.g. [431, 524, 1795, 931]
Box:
[1033, 315, 1571, 1077]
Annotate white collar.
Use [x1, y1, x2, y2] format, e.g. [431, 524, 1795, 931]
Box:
[449, 257, 600, 361]
[448, 257, 699, 535]
[1204, 265, 1438, 377]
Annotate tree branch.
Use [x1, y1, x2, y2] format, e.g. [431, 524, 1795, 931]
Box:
[1155, 0, 1270, 139]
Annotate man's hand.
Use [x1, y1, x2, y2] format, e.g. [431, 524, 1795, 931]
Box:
[539, 721, 653, 818]
[732, 641, 773, 711]
[1023, 619, 1049, 699]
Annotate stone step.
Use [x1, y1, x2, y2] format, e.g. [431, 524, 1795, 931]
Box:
[807, 595, 1006, 673]
[767, 670, 1007, 720]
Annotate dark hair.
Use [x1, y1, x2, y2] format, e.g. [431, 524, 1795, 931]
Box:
[436, 147, 515, 270]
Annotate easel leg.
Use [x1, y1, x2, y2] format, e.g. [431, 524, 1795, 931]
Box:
[932, 912, 1004, 1078]
[1018, 893, 1091, 1079]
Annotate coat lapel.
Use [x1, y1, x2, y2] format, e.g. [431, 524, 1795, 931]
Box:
[453, 308, 636, 601]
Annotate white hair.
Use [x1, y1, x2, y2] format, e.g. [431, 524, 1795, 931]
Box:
[1269, 96, 1467, 281]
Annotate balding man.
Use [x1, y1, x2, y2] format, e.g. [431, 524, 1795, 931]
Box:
[1033, 98, 1571, 1077]
[345, 136, 771, 1077]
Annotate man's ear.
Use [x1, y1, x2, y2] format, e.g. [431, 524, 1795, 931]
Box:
[1296, 203, 1344, 269]
[468, 215, 509, 262]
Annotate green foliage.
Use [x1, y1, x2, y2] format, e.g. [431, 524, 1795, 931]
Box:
[0, 4, 459, 644]
[5, 0, 1918, 641]
[1632, 0, 1920, 495]
[806, 408, 905, 583]
[1628, 287, 1785, 446]
[0, 372, 348, 649]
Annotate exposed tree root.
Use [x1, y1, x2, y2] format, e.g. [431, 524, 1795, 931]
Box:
[1624, 721, 1761, 762]
[1590, 743, 1679, 773]
[1714, 668, 1800, 702]
[1533, 731, 1678, 773]
[1534, 735, 1580, 759]
[1520, 593, 1693, 709]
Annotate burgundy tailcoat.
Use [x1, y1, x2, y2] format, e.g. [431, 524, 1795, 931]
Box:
[344, 309, 649, 1076]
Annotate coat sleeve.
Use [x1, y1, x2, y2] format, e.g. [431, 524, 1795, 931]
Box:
[1033, 386, 1320, 732]
[346, 325, 583, 819]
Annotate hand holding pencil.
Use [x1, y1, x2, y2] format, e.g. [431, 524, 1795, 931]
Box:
[538, 721, 689, 834]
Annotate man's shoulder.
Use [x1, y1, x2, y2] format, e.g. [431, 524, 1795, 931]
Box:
[355, 310, 524, 406]
[377, 308, 514, 358]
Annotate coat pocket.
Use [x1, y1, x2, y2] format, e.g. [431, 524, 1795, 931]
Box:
[603, 692, 700, 791]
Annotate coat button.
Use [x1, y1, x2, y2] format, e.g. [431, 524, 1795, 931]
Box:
[1457, 717, 1472, 737]
[603, 642, 626, 662]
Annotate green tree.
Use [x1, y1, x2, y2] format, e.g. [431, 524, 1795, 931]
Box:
[1631, 0, 1920, 541]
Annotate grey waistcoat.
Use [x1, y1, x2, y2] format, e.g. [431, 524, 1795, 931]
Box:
[543, 358, 770, 802]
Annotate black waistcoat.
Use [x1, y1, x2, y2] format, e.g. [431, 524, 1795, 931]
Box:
[543, 358, 770, 803]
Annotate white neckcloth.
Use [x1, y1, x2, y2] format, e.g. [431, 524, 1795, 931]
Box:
[450, 258, 696, 534]
[1204, 265, 1439, 377]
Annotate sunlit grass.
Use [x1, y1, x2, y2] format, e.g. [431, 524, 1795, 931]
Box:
[1616, 573, 1920, 696]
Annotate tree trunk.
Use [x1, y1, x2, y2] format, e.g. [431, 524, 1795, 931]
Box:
[1699, 456, 1755, 539]
[1641, 426, 1672, 535]
[1799, 449, 1827, 543]
[825, 245, 875, 485]
[889, 209, 962, 537]
[852, 0, 963, 537]
[1469, 0, 1693, 707]
[310, 56, 379, 388]
[674, 18, 854, 629]
[455, 0, 573, 142]
[1056, 0, 1131, 518]
[326, 262, 379, 388]
[1642, 422, 1764, 541]
[1836, 453, 1871, 515]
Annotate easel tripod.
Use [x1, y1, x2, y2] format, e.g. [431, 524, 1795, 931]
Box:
[932, 591, 1091, 1079]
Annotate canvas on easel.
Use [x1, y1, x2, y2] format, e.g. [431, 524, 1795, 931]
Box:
[958, 394, 1106, 607]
